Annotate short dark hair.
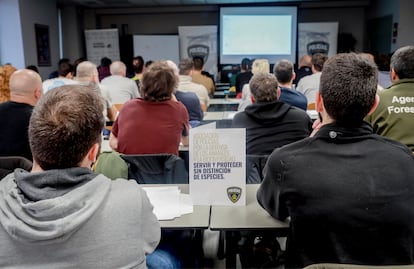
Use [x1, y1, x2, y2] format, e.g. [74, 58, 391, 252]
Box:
[29, 85, 105, 170]
[320, 53, 378, 126]
[249, 73, 279, 103]
[193, 56, 204, 71]
[133, 56, 145, 74]
[58, 62, 73, 77]
[179, 58, 193, 75]
[241, 58, 252, 71]
[274, 60, 294, 84]
[141, 61, 177, 102]
[312, 53, 328, 72]
[390, 46, 414, 79]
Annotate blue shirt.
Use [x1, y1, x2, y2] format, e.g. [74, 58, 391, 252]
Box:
[279, 86, 308, 111]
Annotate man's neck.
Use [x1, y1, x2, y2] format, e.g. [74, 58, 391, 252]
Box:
[10, 95, 35, 106]
[192, 70, 202, 75]
[278, 82, 293, 89]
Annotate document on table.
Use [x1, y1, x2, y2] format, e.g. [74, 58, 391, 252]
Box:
[142, 186, 194, 220]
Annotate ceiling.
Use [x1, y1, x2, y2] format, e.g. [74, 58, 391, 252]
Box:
[57, 0, 367, 8]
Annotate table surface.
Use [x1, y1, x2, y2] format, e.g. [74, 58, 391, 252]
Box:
[210, 184, 289, 231]
[209, 98, 242, 105]
[143, 184, 211, 229]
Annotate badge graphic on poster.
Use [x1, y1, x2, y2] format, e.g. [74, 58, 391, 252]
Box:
[188, 44, 209, 62]
[227, 187, 242, 203]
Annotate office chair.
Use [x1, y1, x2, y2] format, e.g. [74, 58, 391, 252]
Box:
[246, 154, 269, 184]
[0, 156, 32, 179]
[120, 154, 189, 184]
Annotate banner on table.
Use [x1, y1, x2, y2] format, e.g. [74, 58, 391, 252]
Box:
[189, 127, 246, 206]
[178, 25, 218, 78]
[85, 29, 120, 66]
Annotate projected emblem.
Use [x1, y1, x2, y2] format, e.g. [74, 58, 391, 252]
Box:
[227, 187, 242, 203]
[188, 45, 209, 62]
[307, 41, 329, 55]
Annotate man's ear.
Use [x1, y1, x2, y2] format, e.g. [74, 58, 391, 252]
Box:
[250, 95, 256, 103]
[316, 91, 324, 112]
[390, 68, 399, 82]
[291, 72, 296, 83]
[88, 143, 100, 164]
[367, 94, 380, 116]
[276, 87, 281, 99]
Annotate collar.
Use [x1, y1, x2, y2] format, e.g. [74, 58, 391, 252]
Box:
[314, 121, 373, 141]
[388, 78, 414, 89]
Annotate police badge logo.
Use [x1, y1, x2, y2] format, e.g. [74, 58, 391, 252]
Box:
[187, 45, 209, 62]
[227, 187, 242, 203]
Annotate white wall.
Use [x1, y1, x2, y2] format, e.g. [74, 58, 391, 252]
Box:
[0, 0, 25, 67]
[61, 5, 84, 61]
[397, 0, 414, 48]
[19, 0, 59, 79]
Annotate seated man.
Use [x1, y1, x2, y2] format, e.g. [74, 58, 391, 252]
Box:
[366, 45, 414, 151]
[232, 72, 312, 155]
[274, 59, 308, 111]
[0, 69, 42, 161]
[0, 85, 160, 267]
[258, 53, 414, 268]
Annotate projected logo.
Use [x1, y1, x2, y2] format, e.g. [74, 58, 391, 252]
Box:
[227, 186, 242, 203]
[187, 45, 209, 62]
[307, 41, 329, 55]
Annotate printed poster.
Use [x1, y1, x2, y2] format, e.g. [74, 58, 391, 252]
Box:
[85, 29, 120, 66]
[189, 128, 246, 206]
[178, 26, 218, 77]
[298, 22, 338, 59]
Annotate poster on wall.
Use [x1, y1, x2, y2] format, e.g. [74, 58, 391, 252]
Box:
[178, 26, 218, 79]
[84, 29, 120, 66]
[189, 127, 246, 206]
[35, 24, 51, 66]
[298, 22, 338, 59]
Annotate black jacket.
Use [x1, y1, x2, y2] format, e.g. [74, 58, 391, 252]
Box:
[257, 122, 414, 268]
[232, 101, 312, 155]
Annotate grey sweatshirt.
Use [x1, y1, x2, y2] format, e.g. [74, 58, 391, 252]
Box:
[0, 168, 160, 268]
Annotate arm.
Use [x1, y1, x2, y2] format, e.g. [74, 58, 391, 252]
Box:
[256, 152, 289, 221]
[109, 132, 118, 151]
[107, 105, 117, 121]
[138, 187, 161, 254]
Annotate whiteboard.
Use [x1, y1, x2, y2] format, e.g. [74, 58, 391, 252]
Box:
[133, 35, 179, 65]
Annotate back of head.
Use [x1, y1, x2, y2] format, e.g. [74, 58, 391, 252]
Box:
[252, 59, 270, 75]
[249, 72, 279, 103]
[141, 61, 177, 102]
[29, 85, 105, 170]
[312, 53, 328, 72]
[320, 53, 378, 126]
[274, 59, 294, 84]
[58, 62, 73, 77]
[390, 45, 414, 79]
[192, 56, 204, 71]
[133, 56, 145, 74]
[110, 61, 126, 76]
[179, 58, 193, 76]
[100, 57, 112, 67]
[76, 61, 97, 81]
[299, 55, 312, 68]
[241, 58, 252, 71]
[10, 69, 42, 97]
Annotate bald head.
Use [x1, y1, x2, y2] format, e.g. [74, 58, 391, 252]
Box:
[9, 69, 42, 105]
[110, 61, 126, 76]
[75, 61, 98, 82]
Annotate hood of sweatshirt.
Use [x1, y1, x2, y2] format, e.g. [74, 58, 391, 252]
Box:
[0, 167, 111, 243]
[244, 101, 291, 125]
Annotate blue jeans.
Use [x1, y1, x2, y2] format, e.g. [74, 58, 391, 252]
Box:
[147, 246, 181, 269]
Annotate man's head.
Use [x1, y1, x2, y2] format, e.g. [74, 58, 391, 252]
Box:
[249, 72, 279, 103]
[75, 61, 99, 83]
[133, 56, 145, 74]
[141, 61, 177, 102]
[311, 53, 328, 72]
[192, 57, 204, 71]
[299, 55, 312, 68]
[179, 58, 193, 76]
[241, 58, 252, 71]
[252, 59, 270, 75]
[319, 53, 378, 126]
[110, 61, 127, 77]
[29, 85, 104, 170]
[9, 69, 42, 106]
[274, 59, 295, 84]
[390, 45, 414, 81]
[58, 62, 73, 78]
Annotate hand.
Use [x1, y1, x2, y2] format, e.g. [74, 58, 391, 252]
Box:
[310, 118, 322, 137]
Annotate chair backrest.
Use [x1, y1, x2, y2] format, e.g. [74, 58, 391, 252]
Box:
[246, 154, 269, 184]
[120, 154, 189, 184]
[304, 264, 414, 269]
[0, 156, 32, 179]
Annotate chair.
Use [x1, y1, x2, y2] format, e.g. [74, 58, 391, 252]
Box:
[246, 154, 269, 184]
[304, 264, 414, 269]
[120, 154, 189, 184]
[0, 156, 32, 179]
